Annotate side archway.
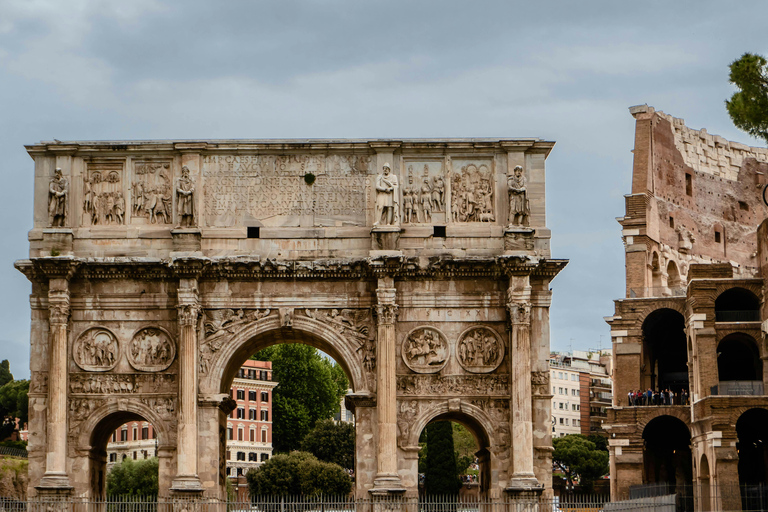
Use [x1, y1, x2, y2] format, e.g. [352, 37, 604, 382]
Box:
[641, 308, 688, 392]
[642, 415, 692, 491]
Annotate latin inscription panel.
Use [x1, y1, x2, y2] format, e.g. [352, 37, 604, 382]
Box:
[202, 154, 372, 227]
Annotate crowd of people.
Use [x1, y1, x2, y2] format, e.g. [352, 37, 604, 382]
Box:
[627, 388, 689, 406]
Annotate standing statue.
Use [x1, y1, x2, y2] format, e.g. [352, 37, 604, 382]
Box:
[507, 165, 529, 226]
[374, 163, 399, 227]
[48, 168, 68, 227]
[176, 166, 196, 228]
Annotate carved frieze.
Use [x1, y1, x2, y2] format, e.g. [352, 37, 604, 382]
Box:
[83, 162, 125, 226]
[456, 326, 504, 373]
[402, 327, 448, 374]
[73, 327, 119, 372]
[70, 373, 176, 394]
[531, 370, 550, 396]
[29, 371, 48, 394]
[402, 161, 446, 224]
[304, 308, 371, 339]
[69, 398, 107, 421]
[139, 397, 176, 418]
[132, 161, 172, 224]
[451, 159, 495, 223]
[397, 374, 509, 396]
[128, 327, 176, 372]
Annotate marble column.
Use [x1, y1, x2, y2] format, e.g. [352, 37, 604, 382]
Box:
[171, 279, 203, 493]
[38, 278, 72, 492]
[506, 276, 540, 492]
[371, 280, 404, 494]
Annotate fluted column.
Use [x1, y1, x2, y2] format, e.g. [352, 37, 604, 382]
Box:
[506, 277, 540, 491]
[372, 279, 404, 493]
[38, 278, 72, 491]
[171, 279, 203, 493]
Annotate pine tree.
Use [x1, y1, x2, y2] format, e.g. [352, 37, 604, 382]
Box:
[726, 53, 768, 144]
[424, 420, 461, 495]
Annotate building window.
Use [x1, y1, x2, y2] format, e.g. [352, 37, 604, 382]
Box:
[143, 450, 148, 459]
[559, 418, 564, 425]
[249, 408, 256, 420]
[226, 468, 231, 476]
[261, 392, 269, 402]
[238, 428, 244, 441]
[228, 428, 233, 440]
[133, 451, 137, 460]
[237, 389, 245, 400]
[260, 453, 269, 462]
[122, 454, 127, 461]
[121, 429, 128, 442]
[133, 427, 138, 441]
[237, 452, 246, 461]
[565, 419, 569, 426]
[237, 408, 245, 419]
[261, 429, 267, 443]
[715, 230, 721, 243]
[249, 391, 257, 401]
[261, 410, 269, 421]
[142, 427, 149, 440]
[669, 216, 674, 228]
[109, 453, 116, 462]
[685, 173, 692, 196]
[112, 432, 116, 443]
[250, 429, 255, 442]
[249, 453, 257, 462]
[226, 450, 231, 461]
[237, 468, 242, 476]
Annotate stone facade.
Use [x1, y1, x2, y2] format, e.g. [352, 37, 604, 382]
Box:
[606, 106, 768, 510]
[16, 138, 566, 499]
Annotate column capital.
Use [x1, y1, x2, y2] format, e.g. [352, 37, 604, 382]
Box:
[48, 289, 70, 326]
[375, 304, 398, 325]
[507, 301, 531, 326]
[177, 304, 201, 326]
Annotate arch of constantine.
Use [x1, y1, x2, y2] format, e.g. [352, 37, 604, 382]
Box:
[16, 138, 566, 499]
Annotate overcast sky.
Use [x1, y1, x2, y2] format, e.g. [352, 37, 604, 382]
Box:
[0, 0, 765, 379]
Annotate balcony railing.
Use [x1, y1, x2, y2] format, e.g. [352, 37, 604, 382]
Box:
[710, 381, 764, 396]
[715, 310, 760, 322]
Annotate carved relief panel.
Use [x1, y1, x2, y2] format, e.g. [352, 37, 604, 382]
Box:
[83, 162, 125, 226]
[131, 161, 173, 224]
[401, 161, 447, 224]
[402, 327, 449, 373]
[73, 327, 119, 371]
[456, 326, 504, 373]
[450, 158, 495, 223]
[128, 327, 176, 372]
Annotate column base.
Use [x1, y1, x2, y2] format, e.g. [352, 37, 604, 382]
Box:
[505, 476, 543, 499]
[370, 474, 406, 496]
[36, 473, 73, 494]
[170, 475, 204, 495]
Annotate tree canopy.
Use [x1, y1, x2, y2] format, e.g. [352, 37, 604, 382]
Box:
[726, 52, 768, 144]
[424, 421, 462, 495]
[0, 361, 28, 440]
[254, 345, 348, 453]
[301, 419, 355, 470]
[552, 434, 609, 491]
[246, 451, 352, 496]
[106, 457, 159, 496]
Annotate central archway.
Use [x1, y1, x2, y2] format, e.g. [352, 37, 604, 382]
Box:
[198, 312, 371, 498]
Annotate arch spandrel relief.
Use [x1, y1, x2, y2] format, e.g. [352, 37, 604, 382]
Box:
[128, 327, 176, 372]
[456, 326, 505, 373]
[402, 326, 449, 374]
[73, 327, 120, 372]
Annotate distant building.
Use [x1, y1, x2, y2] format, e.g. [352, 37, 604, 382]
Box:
[107, 359, 275, 489]
[550, 349, 613, 438]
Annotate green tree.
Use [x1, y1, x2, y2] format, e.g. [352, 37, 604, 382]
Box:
[424, 421, 461, 495]
[552, 434, 609, 491]
[301, 419, 355, 470]
[726, 53, 768, 144]
[246, 451, 351, 496]
[106, 457, 159, 496]
[0, 360, 12, 387]
[0, 379, 29, 440]
[452, 423, 477, 475]
[255, 345, 348, 453]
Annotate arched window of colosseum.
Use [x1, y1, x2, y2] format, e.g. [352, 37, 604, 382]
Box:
[736, 409, 768, 494]
[666, 260, 682, 290]
[642, 309, 688, 392]
[650, 252, 662, 291]
[642, 415, 693, 496]
[717, 334, 762, 383]
[715, 288, 760, 322]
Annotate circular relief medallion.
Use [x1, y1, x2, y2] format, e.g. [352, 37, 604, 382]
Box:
[128, 327, 176, 372]
[456, 326, 505, 373]
[401, 327, 449, 374]
[74, 327, 119, 372]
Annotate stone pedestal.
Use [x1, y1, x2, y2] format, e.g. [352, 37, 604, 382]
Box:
[503, 227, 534, 254]
[40, 229, 74, 257]
[171, 228, 202, 255]
[371, 226, 401, 251]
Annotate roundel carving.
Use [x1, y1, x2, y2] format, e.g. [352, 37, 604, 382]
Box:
[402, 327, 449, 374]
[128, 327, 176, 372]
[74, 327, 119, 372]
[457, 326, 504, 373]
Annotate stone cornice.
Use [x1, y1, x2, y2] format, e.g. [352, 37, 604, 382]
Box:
[17, 256, 568, 282]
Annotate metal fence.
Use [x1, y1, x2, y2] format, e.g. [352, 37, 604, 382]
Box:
[0, 446, 28, 458]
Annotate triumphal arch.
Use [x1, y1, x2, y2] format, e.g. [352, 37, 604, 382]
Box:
[16, 138, 566, 499]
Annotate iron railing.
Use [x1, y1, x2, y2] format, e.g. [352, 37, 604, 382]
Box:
[711, 381, 765, 396]
[715, 310, 760, 322]
[0, 446, 28, 458]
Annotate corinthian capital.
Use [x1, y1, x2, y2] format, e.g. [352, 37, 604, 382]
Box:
[178, 304, 201, 326]
[507, 302, 531, 326]
[375, 304, 398, 325]
[49, 303, 70, 325]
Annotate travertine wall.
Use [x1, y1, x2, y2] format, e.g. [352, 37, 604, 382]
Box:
[18, 139, 566, 499]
